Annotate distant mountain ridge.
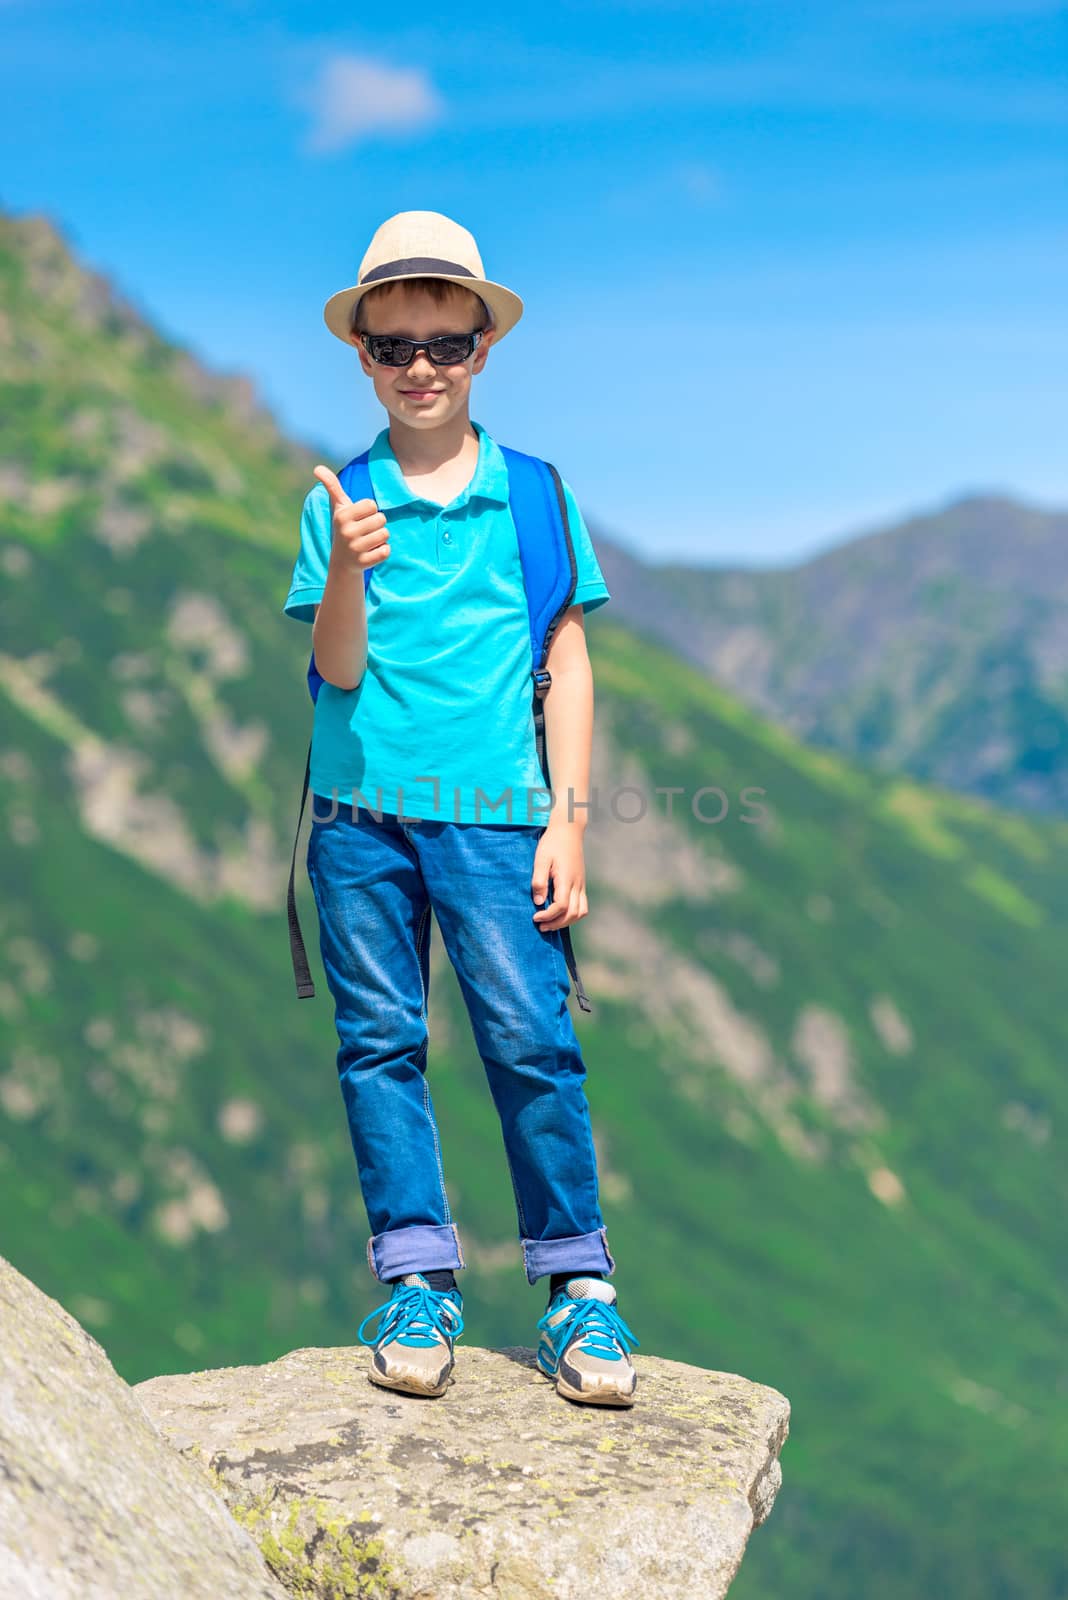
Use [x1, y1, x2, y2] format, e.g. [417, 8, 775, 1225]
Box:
[591, 490, 1068, 816]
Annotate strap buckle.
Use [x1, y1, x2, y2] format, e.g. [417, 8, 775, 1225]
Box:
[532, 668, 552, 696]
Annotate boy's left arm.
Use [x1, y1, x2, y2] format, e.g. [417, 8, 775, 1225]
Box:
[531, 604, 596, 931]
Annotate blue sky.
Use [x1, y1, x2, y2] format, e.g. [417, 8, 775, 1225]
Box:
[1, 0, 1065, 563]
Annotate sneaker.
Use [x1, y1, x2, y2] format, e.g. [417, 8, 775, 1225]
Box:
[535, 1277, 639, 1406]
[357, 1272, 464, 1398]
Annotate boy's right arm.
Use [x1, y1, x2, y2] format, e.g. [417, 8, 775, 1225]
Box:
[312, 566, 367, 692]
[284, 467, 391, 692]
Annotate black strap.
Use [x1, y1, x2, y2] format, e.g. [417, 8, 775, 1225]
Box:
[560, 925, 592, 1013]
[532, 683, 592, 1014]
[287, 738, 316, 998]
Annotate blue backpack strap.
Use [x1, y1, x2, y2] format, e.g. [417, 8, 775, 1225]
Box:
[498, 446, 577, 773]
[289, 451, 375, 998]
[500, 445, 591, 1014]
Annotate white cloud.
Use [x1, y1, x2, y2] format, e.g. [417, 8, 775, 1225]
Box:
[299, 54, 444, 155]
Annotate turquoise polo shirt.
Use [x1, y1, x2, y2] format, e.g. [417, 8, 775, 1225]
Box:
[282, 418, 610, 825]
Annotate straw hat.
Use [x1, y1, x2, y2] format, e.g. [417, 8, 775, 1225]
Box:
[323, 210, 524, 347]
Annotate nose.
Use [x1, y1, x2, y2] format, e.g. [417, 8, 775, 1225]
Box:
[406, 348, 437, 379]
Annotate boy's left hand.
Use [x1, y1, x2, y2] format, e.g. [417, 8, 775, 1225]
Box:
[531, 823, 589, 931]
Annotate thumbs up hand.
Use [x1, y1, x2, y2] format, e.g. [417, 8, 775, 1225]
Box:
[313, 465, 391, 575]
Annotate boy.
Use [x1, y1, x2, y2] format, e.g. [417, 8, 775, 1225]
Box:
[283, 210, 639, 1407]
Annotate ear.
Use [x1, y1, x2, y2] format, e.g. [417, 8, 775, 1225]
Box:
[472, 328, 496, 372]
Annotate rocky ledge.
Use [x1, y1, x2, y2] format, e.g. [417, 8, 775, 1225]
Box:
[1, 1252, 789, 1598]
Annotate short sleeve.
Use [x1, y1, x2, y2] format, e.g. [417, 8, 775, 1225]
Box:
[282, 485, 332, 624]
[559, 478, 610, 615]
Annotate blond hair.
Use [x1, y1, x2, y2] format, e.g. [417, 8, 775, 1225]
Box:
[351, 277, 491, 337]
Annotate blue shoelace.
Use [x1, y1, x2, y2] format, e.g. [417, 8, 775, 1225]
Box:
[536, 1294, 640, 1362]
[357, 1282, 465, 1349]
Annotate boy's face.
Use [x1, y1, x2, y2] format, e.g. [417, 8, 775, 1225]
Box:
[352, 282, 495, 432]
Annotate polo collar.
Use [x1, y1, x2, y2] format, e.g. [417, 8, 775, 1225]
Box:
[367, 418, 511, 511]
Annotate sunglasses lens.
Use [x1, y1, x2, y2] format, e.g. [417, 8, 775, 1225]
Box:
[364, 334, 476, 365]
[367, 336, 413, 365]
[427, 335, 475, 363]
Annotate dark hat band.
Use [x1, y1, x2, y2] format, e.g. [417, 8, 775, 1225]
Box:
[360, 257, 477, 285]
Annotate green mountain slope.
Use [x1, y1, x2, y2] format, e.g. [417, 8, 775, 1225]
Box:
[2, 206, 1066, 1599]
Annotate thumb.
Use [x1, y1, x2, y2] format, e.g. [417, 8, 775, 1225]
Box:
[313, 464, 352, 508]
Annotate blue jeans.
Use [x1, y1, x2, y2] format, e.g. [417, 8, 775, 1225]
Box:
[305, 799, 616, 1287]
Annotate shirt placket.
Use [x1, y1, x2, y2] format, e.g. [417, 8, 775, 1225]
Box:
[437, 505, 462, 568]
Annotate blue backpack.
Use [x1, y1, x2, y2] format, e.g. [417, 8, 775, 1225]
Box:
[287, 442, 593, 1013]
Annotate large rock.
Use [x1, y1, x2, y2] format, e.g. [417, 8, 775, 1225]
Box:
[135, 1339, 790, 1599]
[0, 1253, 287, 1600]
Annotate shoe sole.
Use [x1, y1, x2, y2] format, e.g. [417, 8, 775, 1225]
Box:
[537, 1349, 637, 1407]
[554, 1371, 637, 1406]
[369, 1333, 456, 1398]
[367, 1360, 453, 1398]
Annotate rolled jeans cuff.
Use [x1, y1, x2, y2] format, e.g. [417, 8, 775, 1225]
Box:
[521, 1226, 616, 1286]
[366, 1223, 465, 1284]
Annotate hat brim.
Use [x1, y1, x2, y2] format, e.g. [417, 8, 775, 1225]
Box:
[323, 274, 524, 346]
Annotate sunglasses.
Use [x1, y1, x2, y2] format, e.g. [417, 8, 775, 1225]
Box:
[359, 330, 483, 367]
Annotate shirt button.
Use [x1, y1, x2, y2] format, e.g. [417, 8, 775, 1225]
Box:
[442, 531, 452, 543]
